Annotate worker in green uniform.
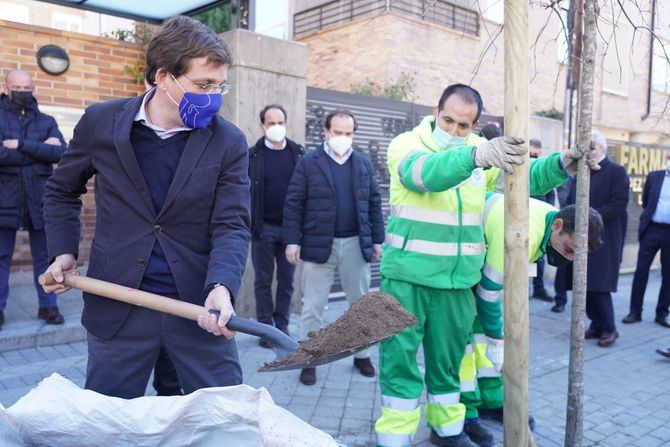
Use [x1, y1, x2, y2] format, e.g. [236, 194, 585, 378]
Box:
[457, 194, 604, 447]
[375, 83, 596, 447]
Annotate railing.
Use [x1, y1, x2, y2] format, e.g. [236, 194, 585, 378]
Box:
[293, 0, 479, 37]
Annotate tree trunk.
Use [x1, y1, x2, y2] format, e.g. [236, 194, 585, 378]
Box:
[503, 0, 529, 446]
[564, 0, 597, 446]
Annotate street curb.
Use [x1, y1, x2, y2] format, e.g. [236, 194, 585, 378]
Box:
[0, 318, 86, 353]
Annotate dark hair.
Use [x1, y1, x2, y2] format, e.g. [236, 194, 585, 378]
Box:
[555, 205, 604, 252]
[529, 138, 542, 149]
[259, 104, 287, 123]
[145, 16, 232, 85]
[437, 83, 484, 123]
[325, 109, 358, 131]
[480, 123, 501, 140]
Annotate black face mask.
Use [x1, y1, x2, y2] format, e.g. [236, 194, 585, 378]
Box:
[10, 91, 33, 108]
[530, 154, 539, 159]
[546, 242, 571, 267]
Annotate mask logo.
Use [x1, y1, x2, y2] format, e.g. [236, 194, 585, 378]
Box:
[546, 243, 571, 267]
[168, 75, 222, 129]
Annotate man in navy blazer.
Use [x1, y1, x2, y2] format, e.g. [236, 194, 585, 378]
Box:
[41, 17, 250, 398]
[623, 149, 670, 328]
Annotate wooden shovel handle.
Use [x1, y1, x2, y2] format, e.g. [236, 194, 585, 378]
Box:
[39, 271, 207, 322]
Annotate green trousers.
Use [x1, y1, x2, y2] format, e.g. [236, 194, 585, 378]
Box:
[375, 277, 475, 447]
[460, 316, 504, 419]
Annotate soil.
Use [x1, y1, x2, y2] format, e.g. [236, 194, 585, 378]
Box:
[259, 291, 417, 371]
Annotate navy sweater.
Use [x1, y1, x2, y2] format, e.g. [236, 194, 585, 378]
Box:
[327, 156, 358, 238]
[131, 122, 190, 295]
[262, 145, 295, 226]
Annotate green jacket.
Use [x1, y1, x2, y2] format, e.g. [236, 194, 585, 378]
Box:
[381, 115, 568, 290]
[476, 193, 558, 338]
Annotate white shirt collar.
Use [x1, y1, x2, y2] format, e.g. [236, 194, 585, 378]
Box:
[134, 89, 191, 140]
[323, 141, 353, 165]
[264, 138, 287, 150]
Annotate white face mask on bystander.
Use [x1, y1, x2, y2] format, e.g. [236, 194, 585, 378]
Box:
[328, 136, 353, 155]
[265, 124, 286, 143]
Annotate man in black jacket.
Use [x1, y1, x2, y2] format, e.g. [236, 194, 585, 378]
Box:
[623, 149, 670, 328]
[249, 104, 304, 348]
[0, 69, 67, 328]
[42, 16, 250, 398]
[283, 109, 384, 386]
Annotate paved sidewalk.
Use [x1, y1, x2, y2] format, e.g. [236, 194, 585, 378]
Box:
[0, 272, 669, 446]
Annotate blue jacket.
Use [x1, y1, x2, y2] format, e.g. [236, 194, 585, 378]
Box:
[44, 93, 250, 339]
[639, 169, 667, 239]
[0, 94, 66, 229]
[282, 145, 384, 263]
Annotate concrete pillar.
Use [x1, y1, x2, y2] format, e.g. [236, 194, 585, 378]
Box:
[218, 29, 307, 318]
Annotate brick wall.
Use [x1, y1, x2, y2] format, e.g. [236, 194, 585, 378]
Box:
[0, 20, 145, 274]
[297, 6, 670, 140]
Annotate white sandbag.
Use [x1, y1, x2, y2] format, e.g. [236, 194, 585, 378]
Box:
[4, 374, 339, 447]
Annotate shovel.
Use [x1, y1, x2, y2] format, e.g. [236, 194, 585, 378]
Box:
[38, 271, 299, 364]
[38, 272, 416, 372]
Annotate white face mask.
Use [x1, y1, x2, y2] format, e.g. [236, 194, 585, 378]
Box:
[265, 124, 286, 143]
[328, 135, 353, 156]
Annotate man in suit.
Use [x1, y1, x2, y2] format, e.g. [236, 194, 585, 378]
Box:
[623, 149, 670, 328]
[551, 130, 629, 347]
[249, 104, 304, 348]
[41, 16, 250, 398]
[283, 109, 384, 386]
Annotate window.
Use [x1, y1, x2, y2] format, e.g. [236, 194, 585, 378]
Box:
[0, 1, 29, 23]
[652, 40, 670, 94]
[600, 10, 633, 96]
[52, 12, 82, 33]
[556, 8, 569, 64]
[482, 0, 503, 23]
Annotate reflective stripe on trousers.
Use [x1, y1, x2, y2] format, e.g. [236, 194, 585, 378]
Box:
[376, 396, 420, 447]
[426, 393, 465, 437]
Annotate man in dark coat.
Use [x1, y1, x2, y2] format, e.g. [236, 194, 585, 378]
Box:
[552, 130, 629, 347]
[41, 16, 250, 398]
[249, 104, 304, 348]
[623, 149, 670, 328]
[283, 109, 385, 385]
[0, 69, 67, 328]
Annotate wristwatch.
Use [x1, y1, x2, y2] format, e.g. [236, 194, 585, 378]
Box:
[204, 282, 223, 298]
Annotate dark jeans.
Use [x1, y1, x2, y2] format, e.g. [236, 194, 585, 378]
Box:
[86, 306, 242, 399]
[586, 291, 616, 333]
[629, 223, 670, 319]
[554, 265, 569, 306]
[532, 256, 546, 292]
[153, 347, 182, 396]
[0, 225, 57, 310]
[251, 223, 295, 330]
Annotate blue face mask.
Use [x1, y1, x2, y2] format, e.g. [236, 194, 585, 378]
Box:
[432, 117, 466, 150]
[169, 75, 222, 129]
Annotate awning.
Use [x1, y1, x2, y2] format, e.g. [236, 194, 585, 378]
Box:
[34, 0, 233, 24]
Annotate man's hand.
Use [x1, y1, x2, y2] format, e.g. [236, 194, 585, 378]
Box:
[198, 285, 235, 339]
[285, 244, 301, 265]
[42, 254, 77, 294]
[560, 142, 602, 176]
[474, 136, 527, 174]
[2, 139, 19, 150]
[486, 336, 504, 373]
[44, 137, 61, 145]
[372, 244, 382, 262]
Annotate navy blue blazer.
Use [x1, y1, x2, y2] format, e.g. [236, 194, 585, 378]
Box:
[639, 169, 668, 240]
[44, 93, 250, 339]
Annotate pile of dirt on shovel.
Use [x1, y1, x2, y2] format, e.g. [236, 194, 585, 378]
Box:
[259, 292, 417, 371]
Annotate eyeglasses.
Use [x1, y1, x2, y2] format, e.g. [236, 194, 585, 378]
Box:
[181, 73, 231, 96]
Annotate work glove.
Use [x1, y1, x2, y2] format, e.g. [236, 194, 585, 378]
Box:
[560, 141, 602, 176]
[474, 137, 527, 174]
[486, 336, 504, 374]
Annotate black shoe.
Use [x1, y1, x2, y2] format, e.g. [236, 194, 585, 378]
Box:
[656, 348, 670, 359]
[0, 310, 4, 330]
[622, 313, 642, 324]
[259, 337, 272, 349]
[276, 326, 290, 336]
[429, 430, 478, 447]
[551, 303, 565, 313]
[37, 306, 64, 324]
[353, 357, 375, 377]
[463, 419, 494, 447]
[478, 407, 536, 431]
[299, 367, 316, 385]
[532, 288, 553, 302]
[655, 316, 670, 328]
